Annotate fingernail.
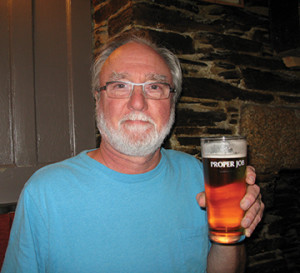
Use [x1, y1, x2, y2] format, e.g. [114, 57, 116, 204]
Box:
[245, 229, 251, 237]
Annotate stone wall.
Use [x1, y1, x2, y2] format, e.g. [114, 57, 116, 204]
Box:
[92, 1, 300, 272]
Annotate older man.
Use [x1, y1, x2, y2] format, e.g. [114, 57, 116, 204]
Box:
[2, 34, 263, 273]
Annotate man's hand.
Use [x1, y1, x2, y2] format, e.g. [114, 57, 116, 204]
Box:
[196, 166, 264, 237]
[240, 166, 264, 237]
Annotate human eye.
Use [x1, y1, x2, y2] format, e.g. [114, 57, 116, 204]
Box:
[145, 83, 167, 99]
[107, 81, 130, 98]
[148, 83, 164, 91]
[110, 82, 128, 90]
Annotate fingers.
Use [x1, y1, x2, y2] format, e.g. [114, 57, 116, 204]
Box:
[196, 192, 206, 208]
[240, 183, 260, 210]
[246, 166, 256, 185]
[241, 192, 264, 237]
[241, 165, 264, 236]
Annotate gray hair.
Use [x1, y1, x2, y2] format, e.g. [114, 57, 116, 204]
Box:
[92, 33, 182, 103]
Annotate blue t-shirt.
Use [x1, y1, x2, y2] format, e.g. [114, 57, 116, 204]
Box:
[2, 149, 210, 273]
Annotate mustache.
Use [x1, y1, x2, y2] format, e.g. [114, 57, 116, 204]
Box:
[119, 112, 155, 126]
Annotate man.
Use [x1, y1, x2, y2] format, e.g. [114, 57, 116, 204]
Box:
[2, 33, 264, 273]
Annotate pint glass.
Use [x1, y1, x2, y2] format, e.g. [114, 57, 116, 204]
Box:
[201, 136, 247, 244]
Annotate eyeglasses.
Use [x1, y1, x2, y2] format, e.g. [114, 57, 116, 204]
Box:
[96, 81, 176, 100]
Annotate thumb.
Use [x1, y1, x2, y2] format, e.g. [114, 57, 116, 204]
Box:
[196, 192, 206, 208]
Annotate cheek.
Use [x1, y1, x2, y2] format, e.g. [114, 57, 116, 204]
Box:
[99, 98, 124, 127]
[152, 102, 173, 129]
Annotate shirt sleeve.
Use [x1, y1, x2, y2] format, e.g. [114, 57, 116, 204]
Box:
[1, 187, 48, 273]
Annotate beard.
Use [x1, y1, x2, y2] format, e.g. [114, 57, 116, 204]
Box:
[96, 104, 175, 157]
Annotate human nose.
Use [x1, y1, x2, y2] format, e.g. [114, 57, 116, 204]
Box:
[127, 84, 148, 111]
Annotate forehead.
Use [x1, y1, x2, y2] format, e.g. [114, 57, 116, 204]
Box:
[100, 42, 172, 82]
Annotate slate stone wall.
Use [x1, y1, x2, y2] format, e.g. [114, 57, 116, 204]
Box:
[92, 1, 300, 272]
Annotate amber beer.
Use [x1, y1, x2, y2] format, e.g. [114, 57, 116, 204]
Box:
[201, 136, 247, 244]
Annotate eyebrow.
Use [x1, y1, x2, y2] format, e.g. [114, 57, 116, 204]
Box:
[145, 73, 168, 82]
[108, 72, 168, 82]
[108, 72, 129, 81]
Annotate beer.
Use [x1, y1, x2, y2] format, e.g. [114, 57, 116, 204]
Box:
[203, 156, 246, 244]
[201, 137, 247, 244]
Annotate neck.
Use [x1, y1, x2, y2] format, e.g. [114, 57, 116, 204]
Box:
[88, 139, 162, 174]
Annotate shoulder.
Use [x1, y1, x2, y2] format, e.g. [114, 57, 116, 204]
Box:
[24, 151, 89, 192]
[34, 155, 80, 177]
[161, 148, 201, 163]
[161, 148, 203, 170]
[160, 149, 205, 192]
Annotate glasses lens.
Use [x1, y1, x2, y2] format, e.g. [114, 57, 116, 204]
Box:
[144, 83, 169, 99]
[105, 81, 171, 99]
[106, 82, 131, 98]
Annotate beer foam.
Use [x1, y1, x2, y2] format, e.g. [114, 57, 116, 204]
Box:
[201, 140, 246, 158]
[203, 153, 246, 158]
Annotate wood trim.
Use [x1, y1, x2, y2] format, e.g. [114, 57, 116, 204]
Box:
[0, 0, 13, 164]
[11, 0, 37, 166]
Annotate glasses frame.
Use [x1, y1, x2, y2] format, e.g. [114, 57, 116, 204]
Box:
[96, 80, 176, 100]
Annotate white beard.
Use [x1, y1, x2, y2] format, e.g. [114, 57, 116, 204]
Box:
[96, 105, 175, 157]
